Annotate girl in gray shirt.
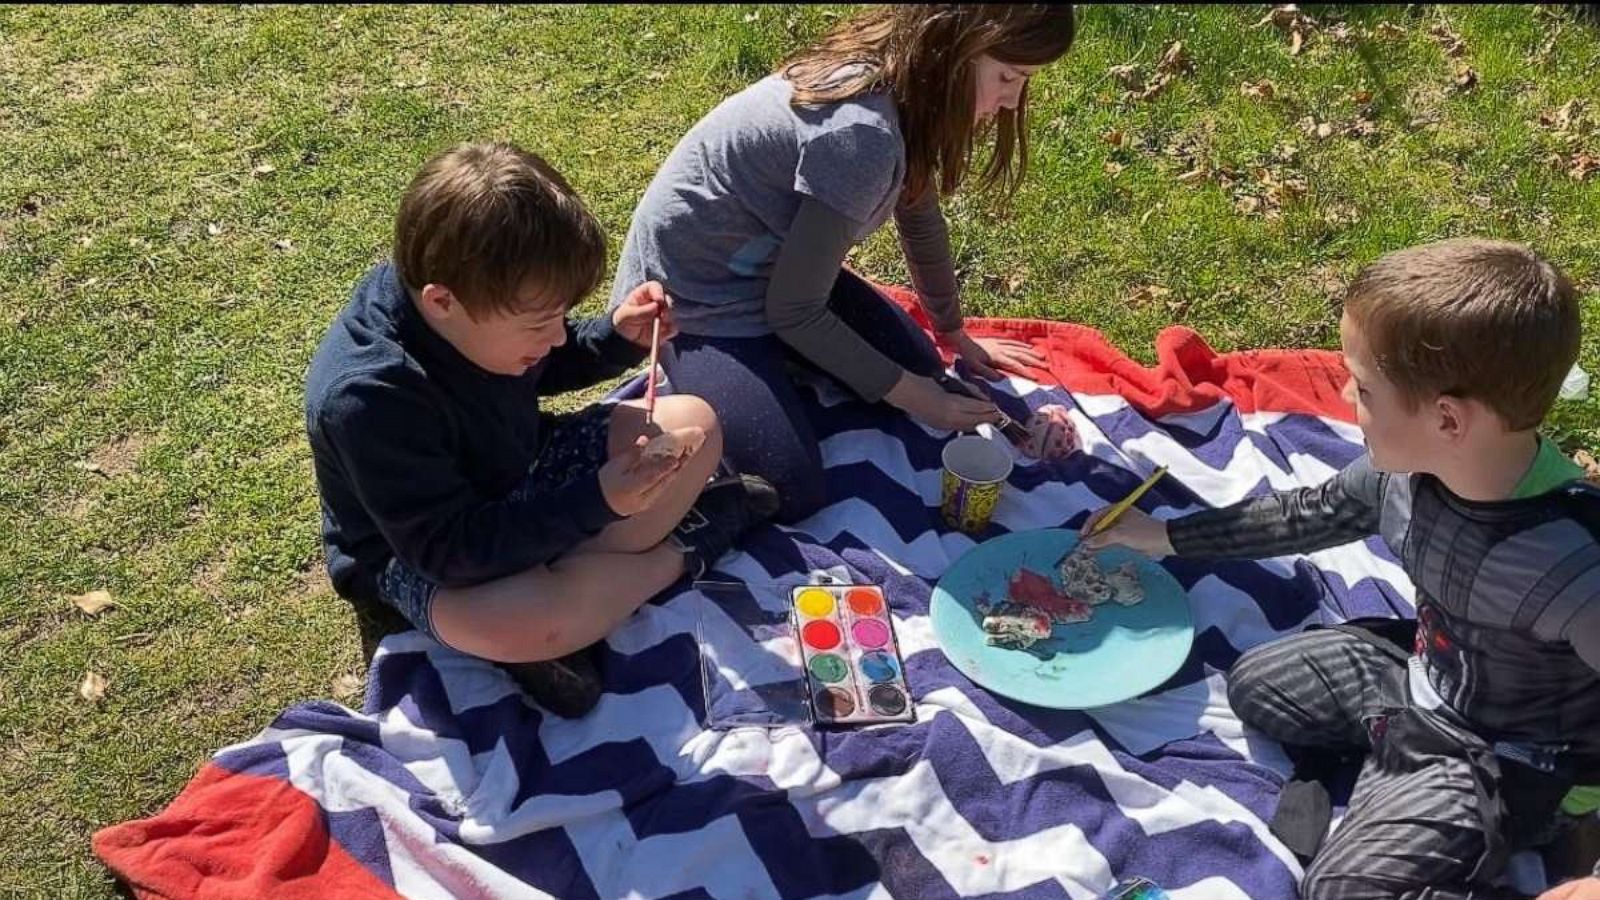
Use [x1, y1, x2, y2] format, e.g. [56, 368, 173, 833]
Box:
[610, 4, 1076, 521]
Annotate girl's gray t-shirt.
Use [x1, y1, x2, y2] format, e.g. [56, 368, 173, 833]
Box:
[609, 74, 908, 339]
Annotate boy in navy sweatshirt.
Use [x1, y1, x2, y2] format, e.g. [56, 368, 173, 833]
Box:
[306, 142, 778, 717]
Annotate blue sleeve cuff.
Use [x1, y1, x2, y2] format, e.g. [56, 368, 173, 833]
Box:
[568, 468, 623, 534]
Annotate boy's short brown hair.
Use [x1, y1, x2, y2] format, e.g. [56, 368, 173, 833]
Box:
[393, 142, 605, 318]
[1344, 238, 1580, 431]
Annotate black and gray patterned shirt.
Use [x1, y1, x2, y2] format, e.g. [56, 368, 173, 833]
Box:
[1170, 455, 1600, 755]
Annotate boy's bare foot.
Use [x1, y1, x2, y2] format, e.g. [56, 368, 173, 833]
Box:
[669, 474, 781, 578]
[500, 645, 603, 718]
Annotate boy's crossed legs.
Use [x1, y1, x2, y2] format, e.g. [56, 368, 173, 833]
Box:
[398, 394, 774, 715]
[1230, 630, 1567, 900]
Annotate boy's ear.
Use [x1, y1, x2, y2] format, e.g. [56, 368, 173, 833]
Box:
[416, 283, 458, 321]
[1435, 394, 1472, 443]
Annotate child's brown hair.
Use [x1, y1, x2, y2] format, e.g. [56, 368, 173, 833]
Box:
[780, 4, 1075, 203]
[393, 142, 606, 319]
[1343, 238, 1580, 431]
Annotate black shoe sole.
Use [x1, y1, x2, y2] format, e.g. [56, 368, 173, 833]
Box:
[500, 647, 603, 719]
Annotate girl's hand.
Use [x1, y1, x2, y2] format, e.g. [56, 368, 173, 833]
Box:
[885, 371, 1002, 432]
[613, 281, 678, 348]
[941, 328, 1047, 380]
[1080, 507, 1174, 557]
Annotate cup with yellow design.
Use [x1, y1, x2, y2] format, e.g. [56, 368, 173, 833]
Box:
[940, 434, 1013, 534]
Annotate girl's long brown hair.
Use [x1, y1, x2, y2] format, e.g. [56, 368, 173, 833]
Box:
[780, 5, 1075, 203]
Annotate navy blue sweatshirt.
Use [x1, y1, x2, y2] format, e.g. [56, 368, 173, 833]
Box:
[304, 261, 647, 604]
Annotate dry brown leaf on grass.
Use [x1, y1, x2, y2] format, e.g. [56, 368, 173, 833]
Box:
[1430, 23, 1468, 58]
[1109, 64, 1143, 91]
[1353, 89, 1373, 105]
[1538, 99, 1586, 132]
[1175, 167, 1208, 184]
[1323, 203, 1359, 227]
[1569, 152, 1600, 181]
[1156, 41, 1194, 76]
[1111, 42, 1193, 104]
[250, 162, 276, 178]
[71, 590, 116, 616]
[79, 671, 108, 703]
[1375, 22, 1407, 40]
[1453, 65, 1478, 92]
[1344, 116, 1380, 140]
[981, 272, 1028, 296]
[1241, 79, 1277, 101]
[1256, 5, 1310, 30]
[1576, 450, 1600, 483]
[1102, 128, 1126, 147]
[332, 674, 363, 699]
[1255, 4, 1319, 55]
[71, 460, 106, 475]
[1103, 160, 1125, 177]
[1126, 285, 1171, 307]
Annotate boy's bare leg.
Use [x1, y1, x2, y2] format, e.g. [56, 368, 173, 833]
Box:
[581, 395, 723, 555]
[428, 395, 723, 663]
[428, 543, 686, 663]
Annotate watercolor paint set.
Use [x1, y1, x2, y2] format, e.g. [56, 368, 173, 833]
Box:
[693, 578, 915, 730]
[789, 584, 914, 725]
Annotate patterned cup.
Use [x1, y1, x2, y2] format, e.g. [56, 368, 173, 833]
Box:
[940, 434, 1014, 534]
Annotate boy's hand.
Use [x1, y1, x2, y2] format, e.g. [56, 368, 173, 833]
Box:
[613, 281, 678, 348]
[598, 425, 706, 516]
[1539, 878, 1600, 900]
[1079, 507, 1174, 557]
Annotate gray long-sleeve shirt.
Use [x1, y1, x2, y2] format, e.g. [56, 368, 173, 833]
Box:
[609, 74, 962, 401]
[1170, 455, 1600, 755]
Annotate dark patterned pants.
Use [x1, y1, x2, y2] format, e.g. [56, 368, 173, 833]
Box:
[1228, 628, 1571, 900]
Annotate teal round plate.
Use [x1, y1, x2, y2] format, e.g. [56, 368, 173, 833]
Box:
[930, 528, 1195, 709]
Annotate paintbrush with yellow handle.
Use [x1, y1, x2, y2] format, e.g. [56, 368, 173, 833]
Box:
[1057, 465, 1168, 568]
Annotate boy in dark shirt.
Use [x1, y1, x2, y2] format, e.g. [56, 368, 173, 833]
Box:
[306, 142, 778, 717]
[1086, 240, 1600, 898]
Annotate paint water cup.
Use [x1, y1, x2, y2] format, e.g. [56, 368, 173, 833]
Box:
[940, 434, 1014, 534]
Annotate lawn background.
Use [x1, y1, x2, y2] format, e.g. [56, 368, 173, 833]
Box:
[2, 4, 1597, 895]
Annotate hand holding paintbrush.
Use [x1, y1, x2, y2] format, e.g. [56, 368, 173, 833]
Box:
[611, 280, 676, 426]
[933, 373, 1030, 444]
[1068, 466, 1173, 561]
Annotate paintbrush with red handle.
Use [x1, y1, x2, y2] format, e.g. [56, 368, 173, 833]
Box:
[644, 314, 662, 427]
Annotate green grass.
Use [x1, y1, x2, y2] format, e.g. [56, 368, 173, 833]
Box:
[2, 4, 1597, 894]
